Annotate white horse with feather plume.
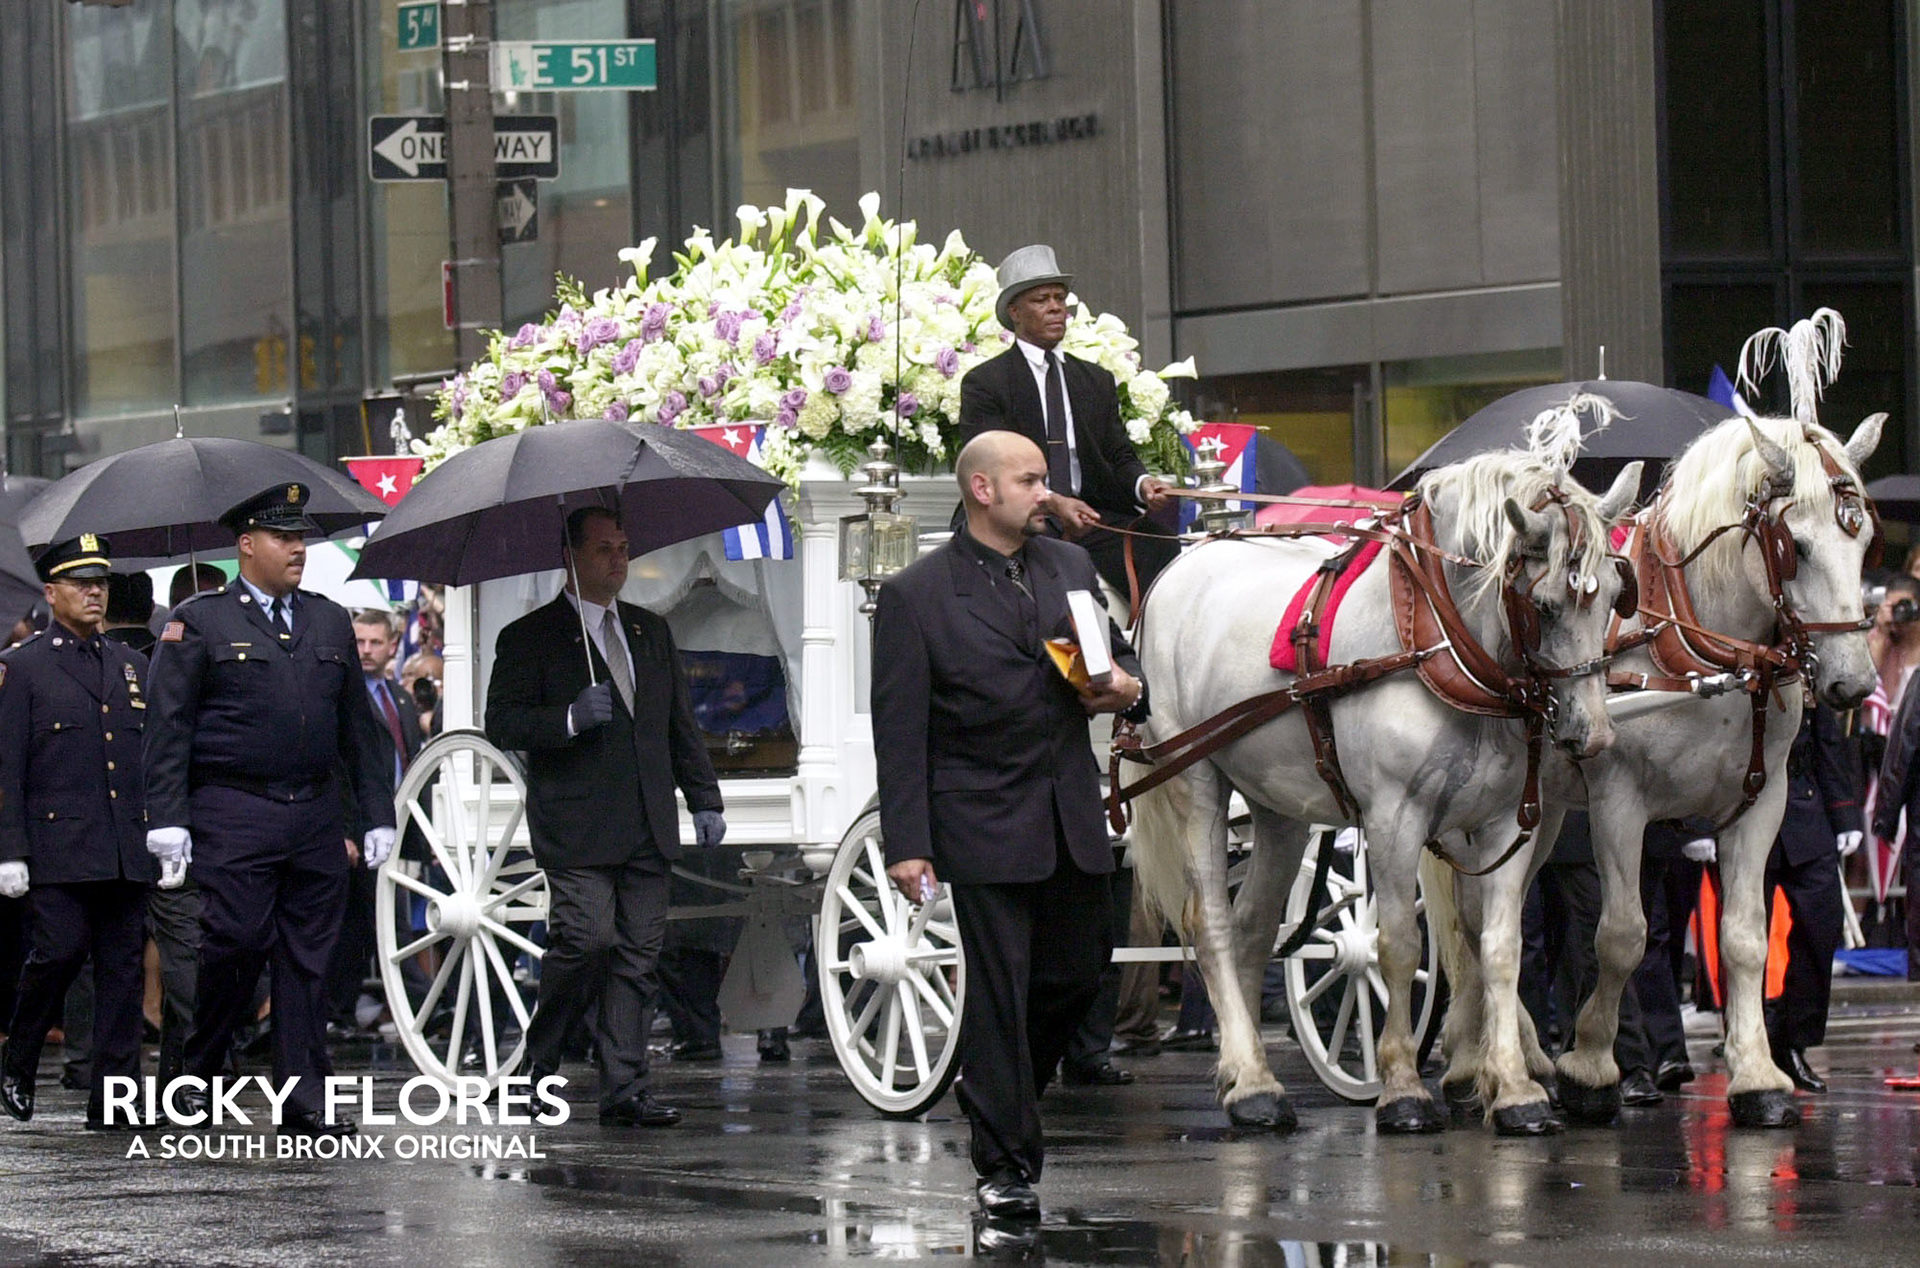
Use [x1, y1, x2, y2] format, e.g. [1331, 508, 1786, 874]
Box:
[1125, 406, 1640, 1133]
[1432, 309, 1883, 1133]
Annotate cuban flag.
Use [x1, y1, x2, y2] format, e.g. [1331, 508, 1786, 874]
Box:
[687, 424, 794, 561]
[1179, 422, 1258, 530]
[1707, 364, 1758, 418]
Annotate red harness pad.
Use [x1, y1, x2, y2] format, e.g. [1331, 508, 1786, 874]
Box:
[1270, 540, 1385, 673]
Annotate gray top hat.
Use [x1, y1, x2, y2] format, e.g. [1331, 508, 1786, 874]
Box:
[994, 244, 1073, 331]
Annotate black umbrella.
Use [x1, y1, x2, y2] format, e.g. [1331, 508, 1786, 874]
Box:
[1868, 475, 1920, 523]
[1255, 436, 1311, 496]
[18, 437, 388, 557]
[0, 525, 42, 626]
[349, 419, 784, 586]
[1388, 380, 1736, 502]
[0, 475, 49, 525]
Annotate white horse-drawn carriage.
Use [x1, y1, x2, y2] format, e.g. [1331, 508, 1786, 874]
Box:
[370, 451, 1433, 1115]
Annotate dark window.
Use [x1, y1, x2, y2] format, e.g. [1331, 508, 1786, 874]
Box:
[1794, 0, 1903, 256]
[1663, 0, 1774, 258]
[1664, 280, 1781, 402]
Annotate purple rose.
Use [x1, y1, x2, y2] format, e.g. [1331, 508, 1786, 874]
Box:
[547, 390, 571, 414]
[500, 371, 527, 400]
[780, 289, 809, 324]
[659, 391, 688, 425]
[894, 392, 919, 418]
[716, 363, 735, 387]
[714, 310, 744, 344]
[697, 375, 719, 399]
[775, 405, 800, 431]
[510, 323, 541, 350]
[867, 315, 886, 343]
[577, 316, 621, 355]
[752, 332, 778, 365]
[936, 346, 960, 378]
[823, 367, 853, 394]
[640, 303, 670, 341]
[537, 369, 557, 394]
[611, 340, 643, 376]
[604, 400, 630, 422]
[781, 388, 808, 412]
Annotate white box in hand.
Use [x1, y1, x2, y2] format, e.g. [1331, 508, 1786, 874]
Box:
[1065, 589, 1114, 687]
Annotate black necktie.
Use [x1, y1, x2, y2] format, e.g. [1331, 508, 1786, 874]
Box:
[273, 597, 293, 636]
[1004, 556, 1030, 599]
[1043, 351, 1072, 495]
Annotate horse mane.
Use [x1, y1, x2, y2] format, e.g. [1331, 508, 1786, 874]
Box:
[1415, 449, 1611, 602]
[1653, 413, 1860, 593]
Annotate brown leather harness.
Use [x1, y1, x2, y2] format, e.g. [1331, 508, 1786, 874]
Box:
[1110, 487, 1628, 876]
[1601, 436, 1880, 829]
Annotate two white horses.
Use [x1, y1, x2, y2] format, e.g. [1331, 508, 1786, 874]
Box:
[1128, 441, 1639, 1132]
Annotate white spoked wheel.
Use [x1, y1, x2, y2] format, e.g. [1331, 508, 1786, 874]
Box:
[1281, 830, 1438, 1103]
[816, 807, 965, 1118]
[375, 730, 547, 1087]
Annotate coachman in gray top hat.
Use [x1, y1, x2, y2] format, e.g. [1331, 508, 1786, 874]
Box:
[957, 245, 1179, 600]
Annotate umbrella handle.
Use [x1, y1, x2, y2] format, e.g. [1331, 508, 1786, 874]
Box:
[564, 533, 598, 688]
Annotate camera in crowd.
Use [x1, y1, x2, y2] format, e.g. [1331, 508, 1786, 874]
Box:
[1867, 580, 1920, 627]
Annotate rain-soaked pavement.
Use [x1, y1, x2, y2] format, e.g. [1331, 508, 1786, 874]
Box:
[3, 983, 1919, 1266]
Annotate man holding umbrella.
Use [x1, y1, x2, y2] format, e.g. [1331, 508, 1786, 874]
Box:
[143, 483, 394, 1136]
[487, 506, 725, 1128]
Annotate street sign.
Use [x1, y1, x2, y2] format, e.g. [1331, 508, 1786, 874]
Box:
[492, 40, 657, 92]
[397, 1, 439, 52]
[368, 115, 560, 182]
[497, 179, 539, 246]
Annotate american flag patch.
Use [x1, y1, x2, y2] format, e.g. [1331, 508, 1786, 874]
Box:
[161, 622, 185, 643]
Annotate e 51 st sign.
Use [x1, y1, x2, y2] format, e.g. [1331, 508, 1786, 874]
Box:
[492, 40, 657, 91]
[368, 115, 561, 182]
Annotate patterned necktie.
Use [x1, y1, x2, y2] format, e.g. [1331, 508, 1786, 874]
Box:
[1004, 556, 1031, 599]
[377, 681, 409, 774]
[1043, 351, 1072, 495]
[600, 608, 634, 711]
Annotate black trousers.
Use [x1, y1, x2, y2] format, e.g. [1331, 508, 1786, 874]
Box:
[526, 854, 668, 1111]
[951, 841, 1112, 1184]
[4, 880, 147, 1106]
[657, 947, 724, 1048]
[1064, 854, 1131, 1072]
[325, 864, 379, 1024]
[1079, 516, 1178, 604]
[147, 880, 202, 1084]
[1615, 851, 1692, 1076]
[184, 785, 349, 1116]
[1764, 847, 1844, 1050]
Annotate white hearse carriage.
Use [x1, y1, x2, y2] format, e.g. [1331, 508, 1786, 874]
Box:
[373, 452, 1436, 1115]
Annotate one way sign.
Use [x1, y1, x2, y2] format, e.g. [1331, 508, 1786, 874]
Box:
[368, 115, 561, 182]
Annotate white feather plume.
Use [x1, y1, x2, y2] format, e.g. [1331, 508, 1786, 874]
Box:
[1523, 391, 1618, 477]
[1736, 307, 1846, 426]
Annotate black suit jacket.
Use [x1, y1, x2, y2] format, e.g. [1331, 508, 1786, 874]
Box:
[957, 345, 1149, 517]
[348, 677, 426, 845]
[872, 531, 1142, 885]
[1776, 702, 1863, 867]
[0, 628, 155, 884]
[484, 595, 722, 870]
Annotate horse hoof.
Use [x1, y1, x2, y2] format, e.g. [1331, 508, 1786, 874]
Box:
[1374, 1096, 1446, 1135]
[1728, 1089, 1800, 1129]
[1441, 1080, 1482, 1127]
[1556, 1077, 1621, 1126]
[1492, 1101, 1564, 1136]
[1226, 1093, 1298, 1132]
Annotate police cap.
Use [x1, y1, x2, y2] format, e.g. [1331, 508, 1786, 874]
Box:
[36, 533, 113, 584]
[221, 483, 320, 536]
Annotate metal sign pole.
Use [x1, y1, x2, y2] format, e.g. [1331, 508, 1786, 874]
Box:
[442, 0, 503, 366]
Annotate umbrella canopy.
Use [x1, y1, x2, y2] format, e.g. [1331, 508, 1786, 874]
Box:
[0, 525, 42, 626]
[19, 437, 389, 557]
[1388, 380, 1735, 503]
[1254, 484, 1404, 529]
[0, 475, 49, 525]
[1868, 475, 1920, 523]
[1254, 437, 1311, 497]
[350, 420, 785, 585]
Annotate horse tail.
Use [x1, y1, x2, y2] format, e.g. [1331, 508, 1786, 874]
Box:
[1125, 760, 1197, 938]
[1418, 845, 1473, 1073]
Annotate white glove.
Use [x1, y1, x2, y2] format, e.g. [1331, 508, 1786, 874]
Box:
[1837, 830, 1863, 858]
[0, 861, 27, 899]
[362, 826, 397, 870]
[1333, 827, 1362, 855]
[157, 856, 188, 890]
[147, 827, 192, 865]
[1682, 837, 1717, 864]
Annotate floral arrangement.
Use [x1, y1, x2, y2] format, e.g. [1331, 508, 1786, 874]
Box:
[423, 189, 1199, 487]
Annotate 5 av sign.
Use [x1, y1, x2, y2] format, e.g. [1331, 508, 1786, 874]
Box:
[368, 115, 561, 182]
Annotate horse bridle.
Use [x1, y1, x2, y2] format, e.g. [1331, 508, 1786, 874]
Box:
[1502, 485, 1638, 693]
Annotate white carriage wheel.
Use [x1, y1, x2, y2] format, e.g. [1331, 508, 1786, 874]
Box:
[1280, 830, 1438, 1103]
[375, 730, 547, 1087]
[816, 807, 966, 1118]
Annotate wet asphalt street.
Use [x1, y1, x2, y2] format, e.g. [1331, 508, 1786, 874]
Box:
[2, 984, 1919, 1266]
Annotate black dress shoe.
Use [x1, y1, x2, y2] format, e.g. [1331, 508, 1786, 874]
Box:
[279, 1107, 357, 1138]
[975, 1169, 1040, 1220]
[669, 1040, 723, 1063]
[599, 1093, 681, 1127]
[757, 1031, 791, 1063]
[0, 1072, 33, 1122]
[1620, 1069, 1664, 1107]
[1110, 1035, 1162, 1058]
[60, 1068, 88, 1092]
[1776, 1047, 1827, 1094]
[1160, 1027, 1217, 1053]
[1652, 1060, 1695, 1091]
[169, 1087, 211, 1125]
[1061, 1061, 1133, 1086]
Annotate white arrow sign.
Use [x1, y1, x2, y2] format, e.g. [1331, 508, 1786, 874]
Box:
[372, 119, 445, 178]
[498, 183, 538, 239]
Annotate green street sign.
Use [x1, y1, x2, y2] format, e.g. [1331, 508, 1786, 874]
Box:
[397, 1, 439, 52]
[492, 40, 657, 92]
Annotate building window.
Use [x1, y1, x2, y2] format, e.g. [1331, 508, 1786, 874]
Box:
[1383, 350, 1562, 482]
[722, 0, 862, 219]
[1188, 367, 1367, 486]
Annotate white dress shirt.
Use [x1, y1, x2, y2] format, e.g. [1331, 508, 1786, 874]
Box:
[1015, 338, 1153, 507]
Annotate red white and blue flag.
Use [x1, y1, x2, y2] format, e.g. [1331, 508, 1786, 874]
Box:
[1179, 422, 1258, 530]
[687, 425, 794, 561]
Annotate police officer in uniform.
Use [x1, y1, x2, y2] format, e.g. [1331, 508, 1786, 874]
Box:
[1763, 700, 1863, 1094]
[0, 534, 155, 1129]
[143, 484, 394, 1135]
